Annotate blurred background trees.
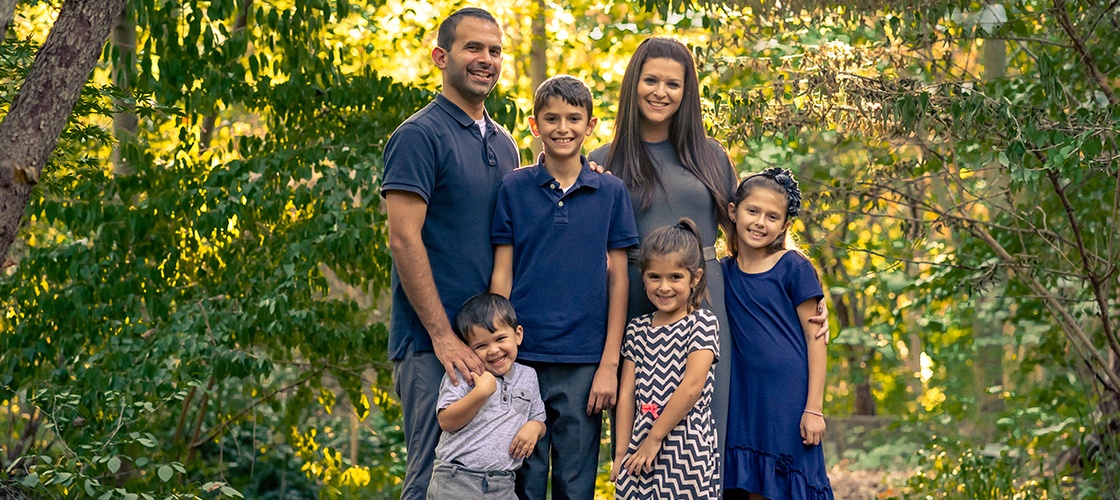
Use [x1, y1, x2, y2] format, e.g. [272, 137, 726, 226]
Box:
[1, 0, 1116, 497]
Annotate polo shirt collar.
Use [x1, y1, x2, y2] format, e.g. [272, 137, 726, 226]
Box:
[435, 93, 492, 131]
[531, 153, 600, 190]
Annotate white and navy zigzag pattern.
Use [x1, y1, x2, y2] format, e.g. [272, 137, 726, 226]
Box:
[617, 309, 721, 499]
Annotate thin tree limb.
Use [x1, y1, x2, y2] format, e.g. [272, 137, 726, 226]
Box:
[1053, 0, 1117, 105]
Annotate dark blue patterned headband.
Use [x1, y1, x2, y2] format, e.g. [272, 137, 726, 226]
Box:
[747, 167, 802, 217]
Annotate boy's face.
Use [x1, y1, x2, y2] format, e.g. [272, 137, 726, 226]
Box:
[465, 321, 523, 377]
[529, 97, 597, 161]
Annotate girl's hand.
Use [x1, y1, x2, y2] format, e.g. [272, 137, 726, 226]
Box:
[609, 454, 626, 482]
[623, 437, 662, 476]
[800, 412, 826, 446]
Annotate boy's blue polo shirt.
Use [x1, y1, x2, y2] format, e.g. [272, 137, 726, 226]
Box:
[491, 155, 639, 363]
[381, 93, 520, 360]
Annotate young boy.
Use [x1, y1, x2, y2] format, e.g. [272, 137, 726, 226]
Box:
[428, 293, 546, 499]
[489, 75, 639, 499]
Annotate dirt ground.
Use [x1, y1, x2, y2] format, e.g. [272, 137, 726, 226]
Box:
[829, 462, 912, 499]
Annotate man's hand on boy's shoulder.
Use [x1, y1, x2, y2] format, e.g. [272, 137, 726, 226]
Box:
[470, 371, 497, 397]
[509, 420, 546, 459]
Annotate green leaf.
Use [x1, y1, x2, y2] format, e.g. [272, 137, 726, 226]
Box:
[107, 456, 121, 474]
[21, 472, 39, 488]
[158, 465, 173, 482]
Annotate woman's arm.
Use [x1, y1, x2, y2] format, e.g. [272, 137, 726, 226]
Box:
[797, 298, 827, 445]
[611, 359, 637, 481]
[623, 348, 715, 476]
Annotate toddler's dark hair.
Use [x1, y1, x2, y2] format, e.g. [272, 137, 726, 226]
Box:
[638, 218, 709, 311]
[455, 293, 518, 342]
[533, 74, 594, 118]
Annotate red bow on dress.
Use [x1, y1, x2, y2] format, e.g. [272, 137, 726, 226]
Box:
[640, 403, 660, 419]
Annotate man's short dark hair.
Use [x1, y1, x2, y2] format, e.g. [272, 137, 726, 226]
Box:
[533, 74, 594, 117]
[455, 293, 518, 342]
[436, 7, 499, 51]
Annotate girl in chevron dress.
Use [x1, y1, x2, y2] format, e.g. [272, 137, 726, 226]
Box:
[612, 218, 720, 499]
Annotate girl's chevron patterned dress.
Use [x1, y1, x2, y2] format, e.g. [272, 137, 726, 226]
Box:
[617, 309, 721, 499]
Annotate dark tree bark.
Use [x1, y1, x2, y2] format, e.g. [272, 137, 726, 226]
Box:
[0, 0, 127, 264]
[0, 0, 16, 39]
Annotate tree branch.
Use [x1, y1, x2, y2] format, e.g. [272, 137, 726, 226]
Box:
[1045, 168, 1120, 360]
[190, 366, 326, 448]
[967, 221, 1120, 393]
[1053, 0, 1117, 105]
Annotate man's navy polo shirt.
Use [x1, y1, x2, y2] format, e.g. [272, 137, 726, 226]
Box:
[491, 155, 639, 363]
[381, 93, 520, 361]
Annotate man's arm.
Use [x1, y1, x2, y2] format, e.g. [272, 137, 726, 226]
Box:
[385, 191, 484, 384]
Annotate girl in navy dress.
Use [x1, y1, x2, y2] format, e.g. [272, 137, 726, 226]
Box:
[721, 168, 834, 499]
[612, 218, 721, 499]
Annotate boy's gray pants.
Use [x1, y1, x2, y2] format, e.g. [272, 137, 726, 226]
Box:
[426, 462, 516, 499]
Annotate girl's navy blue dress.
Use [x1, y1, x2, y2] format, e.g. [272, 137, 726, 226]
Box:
[722, 253, 834, 499]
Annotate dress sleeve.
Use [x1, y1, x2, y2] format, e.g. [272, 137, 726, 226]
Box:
[621, 318, 639, 362]
[688, 309, 720, 363]
[785, 253, 825, 306]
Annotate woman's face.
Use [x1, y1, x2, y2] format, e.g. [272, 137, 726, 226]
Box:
[635, 57, 686, 139]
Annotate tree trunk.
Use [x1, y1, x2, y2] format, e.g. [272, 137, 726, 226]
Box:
[0, 0, 16, 39]
[0, 0, 127, 264]
[528, 0, 547, 158]
[111, 2, 137, 176]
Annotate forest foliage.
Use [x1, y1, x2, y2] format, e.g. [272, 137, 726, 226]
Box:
[1, 0, 1117, 498]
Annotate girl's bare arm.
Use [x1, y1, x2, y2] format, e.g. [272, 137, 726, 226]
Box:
[797, 298, 827, 445]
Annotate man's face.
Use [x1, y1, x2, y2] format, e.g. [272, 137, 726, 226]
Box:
[435, 16, 503, 105]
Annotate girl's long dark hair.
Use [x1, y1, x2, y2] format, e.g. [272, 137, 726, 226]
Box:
[639, 218, 709, 311]
[604, 37, 733, 238]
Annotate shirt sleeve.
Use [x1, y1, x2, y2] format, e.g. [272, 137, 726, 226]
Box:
[607, 182, 640, 249]
[525, 368, 546, 422]
[491, 179, 514, 245]
[381, 123, 437, 203]
[688, 309, 720, 364]
[435, 371, 472, 413]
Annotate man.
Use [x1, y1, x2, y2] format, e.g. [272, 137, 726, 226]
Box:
[380, 7, 520, 500]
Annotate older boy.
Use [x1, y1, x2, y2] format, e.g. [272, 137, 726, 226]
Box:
[428, 294, 546, 500]
[489, 75, 639, 500]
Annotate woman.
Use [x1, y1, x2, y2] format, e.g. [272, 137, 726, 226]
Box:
[588, 36, 738, 462]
